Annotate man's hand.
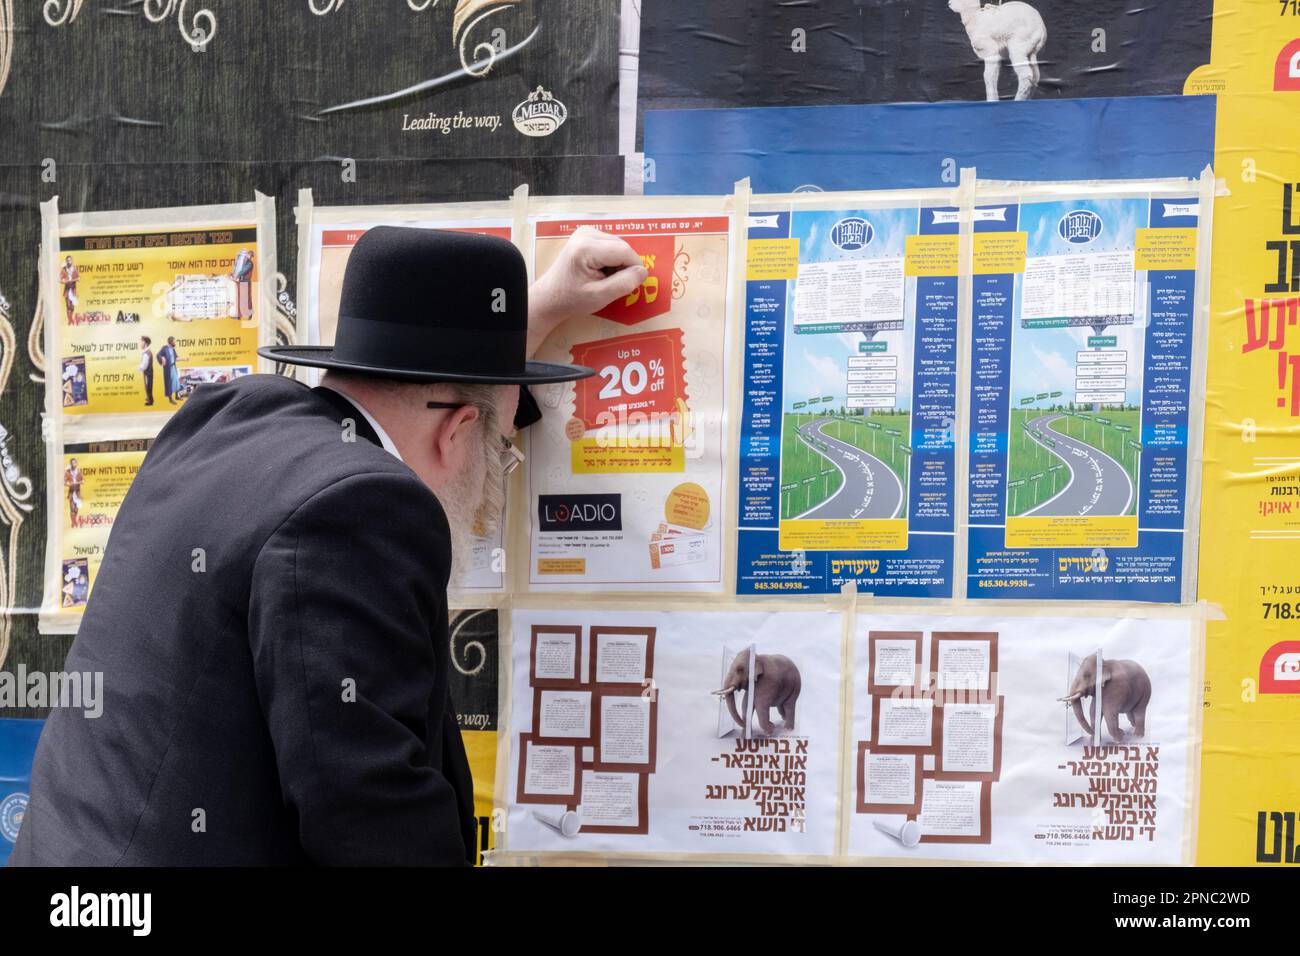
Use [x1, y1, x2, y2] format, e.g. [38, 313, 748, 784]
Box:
[527, 226, 647, 357]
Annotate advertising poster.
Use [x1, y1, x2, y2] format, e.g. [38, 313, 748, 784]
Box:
[448, 608, 501, 867]
[298, 197, 515, 350]
[737, 198, 959, 596]
[48, 213, 265, 418]
[297, 197, 517, 594]
[638, 0, 1211, 118]
[2, 2, 621, 167]
[642, 93, 1213, 197]
[39, 438, 152, 634]
[1192, 2, 1300, 865]
[965, 182, 1207, 602]
[847, 612, 1201, 864]
[526, 205, 734, 591]
[503, 607, 843, 860]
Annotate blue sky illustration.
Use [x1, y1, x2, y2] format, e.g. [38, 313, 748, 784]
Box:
[783, 207, 918, 414]
[1009, 198, 1149, 407]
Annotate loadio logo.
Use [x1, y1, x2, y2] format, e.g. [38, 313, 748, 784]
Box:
[1274, 38, 1300, 92]
[830, 217, 873, 251]
[1257, 810, 1299, 864]
[1058, 209, 1103, 244]
[1259, 641, 1300, 694]
[538, 494, 621, 533]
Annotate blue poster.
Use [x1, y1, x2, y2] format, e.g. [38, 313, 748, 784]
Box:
[0, 718, 42, 863]
[966, 190, 1201, 601]
[644, 95, 1214, 195]
[737, 203, 958, 597]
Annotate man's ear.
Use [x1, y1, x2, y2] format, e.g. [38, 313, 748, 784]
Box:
[432, 403, 481, 465]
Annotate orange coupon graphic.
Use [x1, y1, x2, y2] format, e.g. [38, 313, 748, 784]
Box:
[570, 328, 687, 431]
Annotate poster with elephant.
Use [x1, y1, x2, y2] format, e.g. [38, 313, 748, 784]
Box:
[846, 612, 1200, 864]
[501, 608, 843, 860]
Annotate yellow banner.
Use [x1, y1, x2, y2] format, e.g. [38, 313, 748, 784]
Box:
[1134, 227, 1198, 271]
[746, 238, 800, 280]
[570, 438, 686, 474]
[779, 518, 908, 551]
[1004, 515, 1139, 550]
[904, 234, 959, 276]
[972, 231, 1027, 274]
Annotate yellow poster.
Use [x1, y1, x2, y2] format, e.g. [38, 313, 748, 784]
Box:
[49, 440, 152, 620]
[54, 226, 262, 415]
[1193, 4, 1300, 864]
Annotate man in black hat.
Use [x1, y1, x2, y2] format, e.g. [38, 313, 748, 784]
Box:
[11, 226, 646, 866]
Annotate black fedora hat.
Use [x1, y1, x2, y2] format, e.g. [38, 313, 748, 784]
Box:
[259, 226, 593, 384]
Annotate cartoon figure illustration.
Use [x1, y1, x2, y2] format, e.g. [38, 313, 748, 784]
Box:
[65, 458, 83, 528]
[59, 255, 79, 324]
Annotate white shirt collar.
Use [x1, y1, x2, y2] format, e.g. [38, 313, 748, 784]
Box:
[319, 386, 403, 461]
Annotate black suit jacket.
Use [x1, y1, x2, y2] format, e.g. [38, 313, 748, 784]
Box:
[10, 375, 477, 865]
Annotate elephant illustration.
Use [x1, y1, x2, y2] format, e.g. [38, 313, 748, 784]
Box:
[713, 651, 802, 736]
[1059, 656, 1151, 742]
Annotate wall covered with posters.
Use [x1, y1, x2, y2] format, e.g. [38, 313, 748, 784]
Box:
[0, 0, 1297, 869]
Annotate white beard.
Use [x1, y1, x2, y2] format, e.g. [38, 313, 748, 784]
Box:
[443, 463, 484, 587]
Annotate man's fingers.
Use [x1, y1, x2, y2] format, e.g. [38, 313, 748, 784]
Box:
[577, 234, 643, 273]
[589, 264, 647, 305]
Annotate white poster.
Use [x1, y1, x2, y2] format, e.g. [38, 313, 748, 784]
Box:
[526, 206, 734, 591]
[505, 608, 843, 858]
[848, 613, 1198, 864]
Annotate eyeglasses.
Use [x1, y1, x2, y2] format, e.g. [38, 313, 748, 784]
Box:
[427, 401, 525, 476]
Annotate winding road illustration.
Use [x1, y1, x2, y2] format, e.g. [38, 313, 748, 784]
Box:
[793, 418, 904, 520]
[1021, 413, 1134, 517]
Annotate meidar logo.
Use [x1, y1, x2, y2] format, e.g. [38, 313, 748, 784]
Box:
[512, 85, 568, 137]
[1058, 210, 1102, 244]
[538, 494, 621, 532]
[1275, 38, 1300, 91]
[830, 217, 872, 251]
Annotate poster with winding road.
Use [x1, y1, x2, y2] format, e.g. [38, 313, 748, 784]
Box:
[737, 201, 959, 597]
[966, 185, 1204, 602]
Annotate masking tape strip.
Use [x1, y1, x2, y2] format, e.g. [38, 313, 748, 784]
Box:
[1179, 166, 1218, 605]
[291, 186, 314, 359]
[720, 178, 750, 599]
[951, 169, 978, 602]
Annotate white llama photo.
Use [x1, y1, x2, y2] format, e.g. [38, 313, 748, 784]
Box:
[948, 0, 1047, 100]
